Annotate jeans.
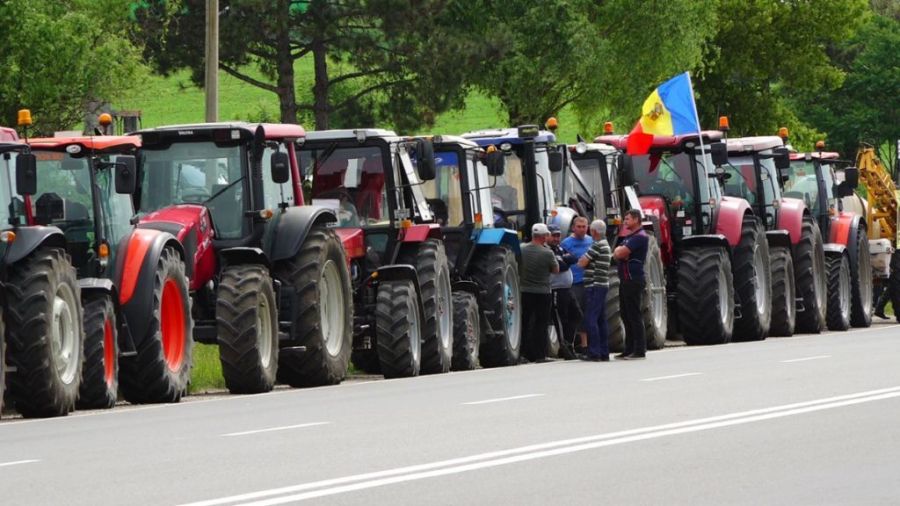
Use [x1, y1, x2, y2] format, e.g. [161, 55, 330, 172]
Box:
[621, 279, 646, 357]
[522, 292, 552, 361]
[553, 287, 582, 348]
[583, 285, 609, 358]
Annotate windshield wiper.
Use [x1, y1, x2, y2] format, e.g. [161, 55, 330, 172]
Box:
[203, 176, 244, 205]
[311, 142, 339, 173]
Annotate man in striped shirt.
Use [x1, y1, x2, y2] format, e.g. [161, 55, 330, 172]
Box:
[576, 220, 612, 361]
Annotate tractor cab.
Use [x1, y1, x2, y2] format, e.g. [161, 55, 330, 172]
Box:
[719, 136, 791, 233]
[0, 138, 33, 238]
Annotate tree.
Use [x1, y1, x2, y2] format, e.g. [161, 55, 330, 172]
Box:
[472, 0, 718, 131]
[693, 0, 869, 138]
[132, 0, 484, 130]
[0, 1, 145, 135]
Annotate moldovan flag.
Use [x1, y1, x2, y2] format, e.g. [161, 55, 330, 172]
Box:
[626, 72, 701, 155]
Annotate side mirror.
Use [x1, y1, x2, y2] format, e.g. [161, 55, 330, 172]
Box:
[773, 147, 790, 170]
[548, 151, 563, 173]
[114, 155, 138, 194]
[16, 153, 37, 195]
[270, 151, 290, 184]
[617, 153, 635, 187]
[415, 138, 436, 181]
[485, 150, 505, 176]
[843, 166, 859, 189]
[709, 142, 729, 166]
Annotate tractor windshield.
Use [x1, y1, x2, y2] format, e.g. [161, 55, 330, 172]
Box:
[421, 150, 465, 226]
[560, 157, 600, 218]
[139, 141, 247, 239]
[633, 151, 717, 225]
[721, 155, 779, 226]
[299, 145, 390, 227]
[784, 160, 824, 212]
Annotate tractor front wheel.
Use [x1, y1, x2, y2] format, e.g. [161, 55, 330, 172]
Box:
[678, 247, 734, 345]
[794, 216, 827, 333]
[375, 280, 422, 378]
[451, 292, 480, 371]
[768, 246, 796, 337]
[470, 246, 521, 367]
[77, 295, 118, 409]
[849, 227, 873, 327]
[398, 239, 452, 375]
[826, 254, 852, 331]
[731, 216, 771, 341]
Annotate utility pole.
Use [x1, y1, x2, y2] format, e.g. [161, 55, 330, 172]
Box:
[205, 0, 219, 122]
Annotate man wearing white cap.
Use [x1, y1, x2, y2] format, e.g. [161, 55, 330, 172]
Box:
[519, 223, 559, 362]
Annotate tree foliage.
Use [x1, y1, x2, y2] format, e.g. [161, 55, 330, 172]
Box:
[0, 0, 145, 135]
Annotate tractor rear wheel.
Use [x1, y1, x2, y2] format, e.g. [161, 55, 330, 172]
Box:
[470, 246, 521, 367]
[451, 292, 480, 371]
[216, 264, 278, 393]
[6, 248, 83, 417]
[793, 216, 827, 333]
[375, 280, 422, 378]
[77, 295, 118, 409]
[768, 246, 796, 337]
[849, 227, 873, 327]
[275, 228, 352, 387]
[826, 254, 852, 331]
[679, 247, 734, 345]
[398, 239, 452, 375]
[732, 217, 771, 341]
[606, 276, 625, 353]
[642, 236, 668, 350]
[119, 246, 192, 404]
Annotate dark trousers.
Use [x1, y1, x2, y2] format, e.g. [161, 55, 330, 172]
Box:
[553, 287, 582, 347]
[522, 292, 552, 361]
[621, 279, 646, 357]
[584, 285, 609, 358]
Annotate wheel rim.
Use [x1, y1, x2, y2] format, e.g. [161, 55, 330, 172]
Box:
[814, 247, 827, 311]
[504, 265, 521, 350]
[103, 318, 116, 387]
[437, 267, 452, 351]
[257, 293, 274, 368]
[160, 278, 186, 372]
[859, 240, 873, 314]
[320, 260, 344, 357]
[407, 289, 421, 364]
[786, 263, 796, 323]
[839, 259, 851, 320]
[718, 262, 730, 328]
[648, 255, 666, 331]
[51, 282, 79, 385]
[753, 245, 767, 317]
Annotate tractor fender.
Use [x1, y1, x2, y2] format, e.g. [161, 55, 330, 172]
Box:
[716, 197, 752, 247]
[765, 230, 792, 250]
[114, 228, 186, 349]
[639, 195, 673, 265]
[267, 205, 338, 263]
[452, 279, 481, 298]
[828, 211, 862, 248]
[373, 264, 426, 319]
[822, 243, 847, 258]
[473, 228, 521, 256]
[77, 277, 137, 356]
[219, 247, 269, 268]
[399, 223, 442, 243]
[681, 234, 731, 256]
[774, 198, 806, 245]
[3, 225, 66, 265]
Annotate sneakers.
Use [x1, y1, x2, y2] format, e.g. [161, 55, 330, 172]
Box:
[614, 353, 628, 359]
[578, 354, 609, 362]
[620, 354, 646, 361]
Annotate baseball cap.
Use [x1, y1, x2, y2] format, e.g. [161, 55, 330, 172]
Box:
[547, 224, 561, 235]
[532, 223, 550, 236]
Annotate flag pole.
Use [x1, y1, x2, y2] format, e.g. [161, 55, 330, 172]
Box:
[685, 72, 710, 175]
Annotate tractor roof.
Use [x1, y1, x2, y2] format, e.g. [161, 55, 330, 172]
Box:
[27, 136, 140, 153]
[462, 127, 556, 146]
[790, 151, 840, 161]
[0, 140, 28, 155]
[0, 127, 18, 142]
[594, 131, 723, 151]
[427, 135, 481, 151]
[569, 143, 619, 156]
[725, 136, 784, 153]
[304, 129, 400, 144]
[134, 122, 305, 141]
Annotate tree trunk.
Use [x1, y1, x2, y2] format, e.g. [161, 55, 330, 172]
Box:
[275, 1, 297, 124]
[312, 39, 329, 130]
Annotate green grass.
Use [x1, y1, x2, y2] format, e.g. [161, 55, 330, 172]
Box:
[189, 344, 226, 394]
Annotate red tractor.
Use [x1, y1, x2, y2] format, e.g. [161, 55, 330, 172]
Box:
[133, 123, 353, 393]
[718, 135, 827, 336]
[25, 131, 193, 406]
[297, 129, 453, 377]
[595, 131, 771, 344]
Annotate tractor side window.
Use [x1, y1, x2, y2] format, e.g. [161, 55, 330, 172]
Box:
[491, 153, 525, 229]
[784, 160, 820, 211]
[300, 146, 388, 227]
[634, 153, 695, 212]
[721, 161, 757, 204]
[261, 144, 294, 211]
[96, 156, 134, 268]
[32, 153, 96, 259]
[420, 150, 464, 226]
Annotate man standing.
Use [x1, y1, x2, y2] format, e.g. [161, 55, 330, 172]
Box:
[561, 216, 593, 351]
[576, 220, 612, 361]
[519, 223, 559, 362]
[614, 209, 649, 360]
[548, 225, 581, 357]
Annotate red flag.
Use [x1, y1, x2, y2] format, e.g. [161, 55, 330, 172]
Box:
[626, 121, 654, 155]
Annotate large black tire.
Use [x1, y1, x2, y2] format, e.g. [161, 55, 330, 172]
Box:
[451, 292, 480, 371]
[216, 265, 278, 393]
[732, 217, 772, 341]
[826, 254, 851, 331]
[6, 248, 83, 417]
[768, 246, 796, 337]
[642, 237, 668, 350]
[275, 228, 353, 387]
[679, 247, 735, 345]
[119, 246, 193, 404]
[889, 252, 900, 320]
[849, 227, 873, 327]
[793, 216, 827, 333]
[470, 246, 521, 367]
[375, 280, 422, 378]
[606, 276, 625, 353]
[398, 239, 452, 375]
[77, 295, 118, 409]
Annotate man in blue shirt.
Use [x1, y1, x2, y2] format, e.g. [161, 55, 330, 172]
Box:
[614, 209, 649, 360]
[561, 216, 593, 351]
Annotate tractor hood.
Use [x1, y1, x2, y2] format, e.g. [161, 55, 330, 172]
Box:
[138, 204, 217, 290]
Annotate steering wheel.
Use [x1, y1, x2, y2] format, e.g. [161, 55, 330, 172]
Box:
[316, 188, 360, 226]
[181, 187, 211, 203]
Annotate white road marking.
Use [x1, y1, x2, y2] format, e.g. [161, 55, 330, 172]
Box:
[462, 394, 544, 405]
[221, 422, 331, 437]
[0, 459, 39, 468]
[641, 372, 703, 382]
[181, 385, 900, 506]
[781, 355, 831, 363]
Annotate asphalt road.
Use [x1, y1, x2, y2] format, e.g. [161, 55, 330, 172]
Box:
[2, 321, 898, 505]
